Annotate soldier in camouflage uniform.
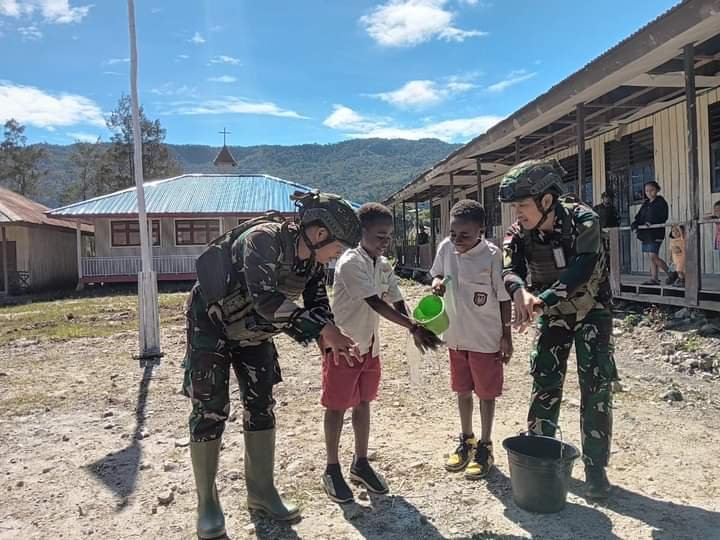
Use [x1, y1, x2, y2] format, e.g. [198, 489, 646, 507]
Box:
[183, 191, 361, 538]
[499, 159, 618, 500]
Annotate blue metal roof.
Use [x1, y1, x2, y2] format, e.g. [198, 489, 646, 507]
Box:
[48, 174, 360, 217]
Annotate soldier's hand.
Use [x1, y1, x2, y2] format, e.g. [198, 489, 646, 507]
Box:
[431, 277, 446, 297]
[512, 289, 543, 333]
[320, 323, 362, 367]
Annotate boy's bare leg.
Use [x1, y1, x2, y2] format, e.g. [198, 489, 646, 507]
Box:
[324, 409, 346, 464]
[479, 399, 495, 443]
[352, 401, 370, 459]
[458, 392, 474, 436]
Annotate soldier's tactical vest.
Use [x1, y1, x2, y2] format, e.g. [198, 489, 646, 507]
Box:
[195, 213, 311, 341]
[524, 200, 609, 318]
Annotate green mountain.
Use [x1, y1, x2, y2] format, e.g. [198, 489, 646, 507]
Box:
[34, 138, 459, 208]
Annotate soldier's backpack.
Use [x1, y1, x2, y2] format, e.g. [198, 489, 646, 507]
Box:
[195, 212, 286, 305]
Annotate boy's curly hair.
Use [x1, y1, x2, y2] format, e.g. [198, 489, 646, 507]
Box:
[357, 202, 393, 229]
[450, 199, 486, 226]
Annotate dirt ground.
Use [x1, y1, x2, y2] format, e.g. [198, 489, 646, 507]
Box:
[1, 283, 719, 540]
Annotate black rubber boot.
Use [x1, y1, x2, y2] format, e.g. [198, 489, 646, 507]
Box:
[190, 439, 226, 539]
[585, 465, 612, 500]
[244, 429, 299, 521]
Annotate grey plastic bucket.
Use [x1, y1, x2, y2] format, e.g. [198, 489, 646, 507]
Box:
[502, 433, 580, 513]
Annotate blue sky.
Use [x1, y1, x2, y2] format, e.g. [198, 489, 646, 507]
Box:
[1, 0, 678, 146]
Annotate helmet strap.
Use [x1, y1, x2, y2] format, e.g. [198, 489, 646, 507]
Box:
[534, 193, 556, 229]
[300, 226, 336, 258]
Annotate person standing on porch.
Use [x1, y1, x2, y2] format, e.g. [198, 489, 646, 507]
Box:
[593, 190, 621, 229]
[631, 181, 670, 286]
[499, 158, 617, 500]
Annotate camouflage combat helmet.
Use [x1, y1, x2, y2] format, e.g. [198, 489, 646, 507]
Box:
[292, 190, 361, 249]
[498, 158, 567, 203]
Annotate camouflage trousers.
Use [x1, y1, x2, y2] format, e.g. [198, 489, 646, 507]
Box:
[182, 322, 282, 442]
[528, 307, 619, 467]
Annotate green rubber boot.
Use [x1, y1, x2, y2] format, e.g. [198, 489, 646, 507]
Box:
[585, 465, 612, 500]
[190, 439, 226, 539]
[244, 429, 299, 521]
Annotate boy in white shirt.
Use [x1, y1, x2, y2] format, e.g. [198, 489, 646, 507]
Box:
[430, 199, 513, 480]
[321, 203, 441, 503]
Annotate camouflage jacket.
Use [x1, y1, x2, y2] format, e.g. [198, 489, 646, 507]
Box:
[187, 221, 332, 346]
[502, 201, 608, 316]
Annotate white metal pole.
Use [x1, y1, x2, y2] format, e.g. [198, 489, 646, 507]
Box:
[127, 0, 161, 359]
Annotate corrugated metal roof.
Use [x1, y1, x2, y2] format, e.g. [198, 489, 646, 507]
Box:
[48, 174, 359, 217]
[0, 187, 92, 231]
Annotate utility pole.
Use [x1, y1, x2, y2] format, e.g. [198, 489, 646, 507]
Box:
[128, 0, 161, 363]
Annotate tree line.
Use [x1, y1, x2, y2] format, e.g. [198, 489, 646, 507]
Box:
[0, 95, 180, 203]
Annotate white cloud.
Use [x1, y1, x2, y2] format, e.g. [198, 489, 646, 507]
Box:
[371, 77, 476, 108]
[323, 105, 381, 131]
[0, 81, 105, 128]
[106, 57, 129, 65]
[188, 31, 205, 45]
[150, 83, 198, 97]
[360, 0, 486, 47]
[323, 103, 501, 143]
[18, 24, 41, 39]
[66, 131, 99, 142]
[176, 54, 189, 62]
[487, 69, 536, 92]
[165, 97, 308, 119]
[150, 7, 162, 14]
[208, 75, 237, 83]
[374, 80, 442, 107]
[0, 0, 93, 23]
[209, 55, 241, 65]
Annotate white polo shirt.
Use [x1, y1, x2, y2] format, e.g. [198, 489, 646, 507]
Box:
[332, 247, 404, 356]
[430, 237, 510, 354]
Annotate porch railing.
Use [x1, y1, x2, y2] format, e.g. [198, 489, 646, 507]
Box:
[82, 256, 197, 277]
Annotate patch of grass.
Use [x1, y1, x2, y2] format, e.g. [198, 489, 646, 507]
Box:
[622, 313, 641, 331]
[677, 335, 702, 353]
[0, 292, 187, 345]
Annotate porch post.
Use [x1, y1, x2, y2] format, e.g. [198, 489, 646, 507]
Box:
[576, 103, 586, 200]
[476, 158, 483, 205]
[392, 204, 397, 260]
[414, 195, 420, 267]
[515, 137, 520, 164]
[401, 202, 407, 265]
[430, 194, 436, 256]
[75, 222, 84, 291]
[449, 172, 455, 207]
[1, 226, 8, 295]
[684, 43, 701, 307]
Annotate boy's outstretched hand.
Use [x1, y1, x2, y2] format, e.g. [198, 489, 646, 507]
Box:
[431, 277, 445, 296]
[411, 324, 443, 353]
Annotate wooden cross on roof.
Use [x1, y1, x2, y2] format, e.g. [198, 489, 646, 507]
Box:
[219, 128, 231, 146]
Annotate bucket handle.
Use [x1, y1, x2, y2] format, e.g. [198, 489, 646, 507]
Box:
[523, 419, 565, 460]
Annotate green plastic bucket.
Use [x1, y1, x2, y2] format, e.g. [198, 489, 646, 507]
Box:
[413, 294, 449, 335]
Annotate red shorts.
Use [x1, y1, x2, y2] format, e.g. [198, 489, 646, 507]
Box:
[449, 349, 503, 399]
[321, 352, 381, 411]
